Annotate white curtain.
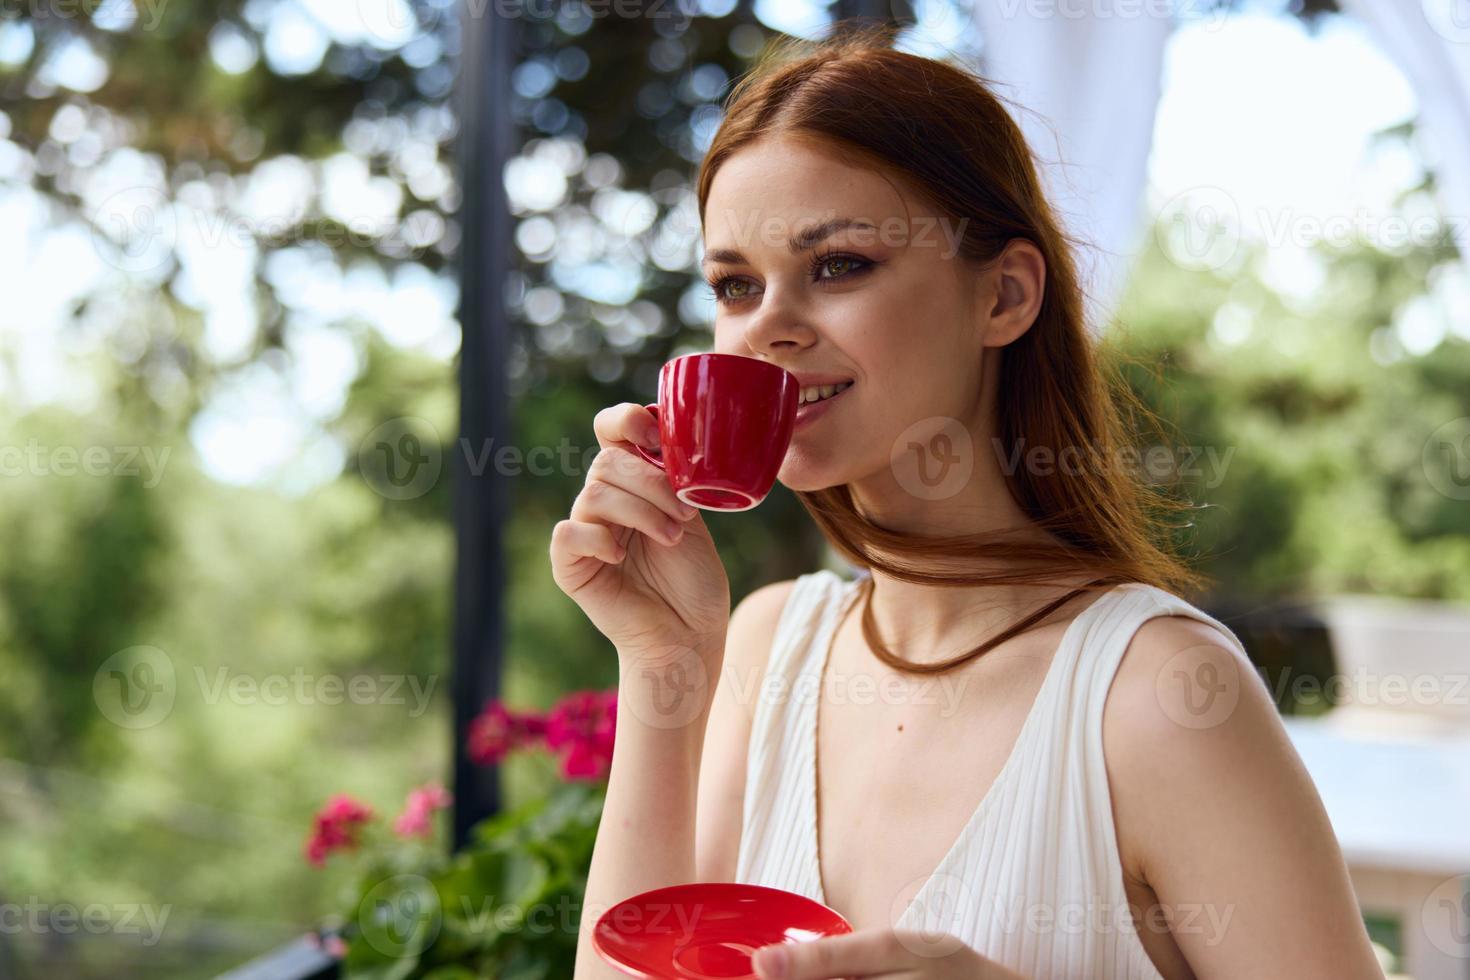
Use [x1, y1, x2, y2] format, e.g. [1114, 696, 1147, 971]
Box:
[1336, 0, 1470, 258]
[969, 0, 1470, 330]
[969, 2, 1175, 333]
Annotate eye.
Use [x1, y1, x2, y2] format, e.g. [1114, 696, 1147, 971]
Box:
[705, 251, 874, 307]
[809, 250, 871, 282]
[707, 275, 761, 304]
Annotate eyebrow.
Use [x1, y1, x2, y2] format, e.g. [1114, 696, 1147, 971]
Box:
[701, 217, 878, 266]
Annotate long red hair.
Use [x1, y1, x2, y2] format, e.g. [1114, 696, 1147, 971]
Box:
[696, 25, 1203, 674]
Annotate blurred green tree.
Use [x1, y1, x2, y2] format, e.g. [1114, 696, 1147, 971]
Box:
[2, 0, 1468, 976]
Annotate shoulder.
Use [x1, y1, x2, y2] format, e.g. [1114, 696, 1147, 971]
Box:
[1104, 602, 1271, 746]
[1098, 602, 1382, 972]
[724, 570, 853, 683]
[1101, 602, 1305, 875]
[694, 578, 800, 882]
[726, 578, 800, 653]
[727, 570, 849, 651]
[731, 576, 803, 621]
[721, 577, 802, 690]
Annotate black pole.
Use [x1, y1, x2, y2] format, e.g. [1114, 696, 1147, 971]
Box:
[451, 0, 517, 848]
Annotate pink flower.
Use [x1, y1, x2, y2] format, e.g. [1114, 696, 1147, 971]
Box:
[466, 700, 548, 765]
[560, 736, 614, 780]
[543, 689, 617, 750]
[465, 690, 617, 781]
[544, 690, 617, 782]
[392, 782, 453, 839]
[304, 793, 374, 868]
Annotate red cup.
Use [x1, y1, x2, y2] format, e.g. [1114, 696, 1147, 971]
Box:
[633, 353, 799, 511]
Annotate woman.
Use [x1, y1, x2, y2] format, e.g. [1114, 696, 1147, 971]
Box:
[551, 27, 1383, 980]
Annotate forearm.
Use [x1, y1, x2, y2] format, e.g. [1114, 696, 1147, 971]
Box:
[574, 645, 718, 979]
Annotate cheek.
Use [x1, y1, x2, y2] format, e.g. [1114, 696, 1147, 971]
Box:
[851, 350, 985, 469]
[858, 334, 965, 407]
[854, 280, 974, 375]
[710, 323, 739, 355]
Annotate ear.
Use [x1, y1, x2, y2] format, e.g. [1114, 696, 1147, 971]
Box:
[979, 239, 1046, 348]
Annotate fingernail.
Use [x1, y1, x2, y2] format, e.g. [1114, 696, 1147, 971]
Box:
[663, 521, 683, 543]
[678, 502, 698, 519]
[754, 946, 787, 979]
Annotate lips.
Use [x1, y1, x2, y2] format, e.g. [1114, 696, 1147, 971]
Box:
[791, 372, 855, 388]
[793, 380, 853, 428]
[797, 380, 853, 407]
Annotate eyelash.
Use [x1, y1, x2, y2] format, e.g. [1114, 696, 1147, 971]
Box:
[705, 249, 873, 305]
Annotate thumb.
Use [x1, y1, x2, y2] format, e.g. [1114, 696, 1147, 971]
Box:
[753, 933, 874, 979]
[751, 943, 789, 978]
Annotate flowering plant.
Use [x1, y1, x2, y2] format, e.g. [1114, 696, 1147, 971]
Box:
[307, 688, 616, 978]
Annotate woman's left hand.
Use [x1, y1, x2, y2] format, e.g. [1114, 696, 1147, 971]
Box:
[750, 928, 1025, 979]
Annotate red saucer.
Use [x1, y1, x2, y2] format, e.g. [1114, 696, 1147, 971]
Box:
[592, 882, 853, 979]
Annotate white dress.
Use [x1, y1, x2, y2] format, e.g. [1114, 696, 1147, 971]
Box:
[734, 568, 1250, 979]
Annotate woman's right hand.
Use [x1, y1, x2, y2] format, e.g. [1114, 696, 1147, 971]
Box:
[551, 403, 731, 664]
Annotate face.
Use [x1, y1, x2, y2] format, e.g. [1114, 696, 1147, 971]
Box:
[703, 136, 1021, 498]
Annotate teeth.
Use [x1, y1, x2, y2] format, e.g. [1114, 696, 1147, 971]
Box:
[799, 381, 852, 406]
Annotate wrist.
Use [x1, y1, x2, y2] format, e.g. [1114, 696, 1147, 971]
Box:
[615, 641, 719, 739]
[615, 629, 725, 666]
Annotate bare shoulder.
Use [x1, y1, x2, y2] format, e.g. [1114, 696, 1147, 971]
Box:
[1100, 613, 1379, 977]
[693, 577, 798, 882]
[724, 578, 800, 681]
[1101, 614, 1282, 880]
[1102, 613, 1286, 794]
[728, 578, 800, 644]
[1104, 613, 1280, 748]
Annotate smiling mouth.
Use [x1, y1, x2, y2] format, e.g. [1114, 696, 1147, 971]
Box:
[797, 381, 854, 408]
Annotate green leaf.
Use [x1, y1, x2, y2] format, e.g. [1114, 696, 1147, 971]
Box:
[502, 851, 551, 908]
[419, 966, 480, 980]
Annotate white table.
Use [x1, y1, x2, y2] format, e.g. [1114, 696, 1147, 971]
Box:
[1282, 714, 1470, 980]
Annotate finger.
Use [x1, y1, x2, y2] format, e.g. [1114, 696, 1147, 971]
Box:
[753, 929, 906, 979]
[590, 445, 698, 523]
[571, 479, 685, 547]
[592, 402, 660, 453]
[549, 519, 625, 579]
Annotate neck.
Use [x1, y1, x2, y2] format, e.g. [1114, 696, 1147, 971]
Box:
[853, 570, 1095, 667]
[839, 423, 1092, 665]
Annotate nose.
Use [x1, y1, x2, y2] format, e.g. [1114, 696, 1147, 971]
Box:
[734, 292, 817, 357]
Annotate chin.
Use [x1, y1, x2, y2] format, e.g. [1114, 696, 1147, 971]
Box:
[777, 454, 854, 495]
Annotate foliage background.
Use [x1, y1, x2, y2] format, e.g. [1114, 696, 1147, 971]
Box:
[1, 0, 1467, 976]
